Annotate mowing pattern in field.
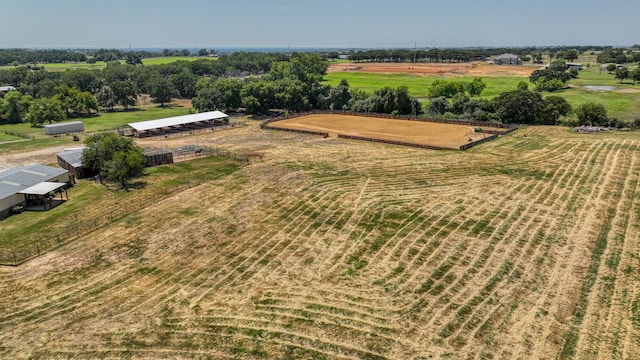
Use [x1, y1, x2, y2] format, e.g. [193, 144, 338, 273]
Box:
[0, 124, 639, 359]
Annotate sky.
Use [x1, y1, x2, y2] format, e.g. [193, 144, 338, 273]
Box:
[1, 0, 638, 49]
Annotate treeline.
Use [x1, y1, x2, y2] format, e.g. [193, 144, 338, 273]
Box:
[345, 46, 614, 63]
[0, 49, 87, 65]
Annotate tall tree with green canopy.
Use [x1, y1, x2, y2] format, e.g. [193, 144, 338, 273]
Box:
[25, 97, 65, 126]
[0, 91, 32, 124]
[147, 75, 179, 106]
[81, 132, 145, 190]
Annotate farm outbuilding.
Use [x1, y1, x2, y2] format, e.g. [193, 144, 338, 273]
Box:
[0, 165, 71, 217]
[125, 111, 229, 137]
[56, 148, 93, 181]
[494, 53, 523, 65]
[44, 121, 84, 135]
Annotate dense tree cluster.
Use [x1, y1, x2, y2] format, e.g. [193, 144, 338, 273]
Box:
[426, 89, 573, 125]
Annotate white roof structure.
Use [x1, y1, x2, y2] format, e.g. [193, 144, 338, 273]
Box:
[18, 182, 66, 196]
[0, 165, 69, 200]
[128, 111, 229, 132]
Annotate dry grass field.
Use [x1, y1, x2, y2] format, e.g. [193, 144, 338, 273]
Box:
[1, 122, 639, 359]
[328, 62, 539, 78]
[267, 114, 502, 149]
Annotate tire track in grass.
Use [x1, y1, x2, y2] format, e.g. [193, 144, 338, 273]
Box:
[577, 141, 635, 359]
[556, 141, 627, 359]
[597, 145, 639, 359]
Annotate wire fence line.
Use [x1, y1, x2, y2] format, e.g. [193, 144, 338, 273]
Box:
[0, 147, 250, 267]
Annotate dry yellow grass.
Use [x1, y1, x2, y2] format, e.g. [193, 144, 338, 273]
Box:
[1, 123, 639, 359]
[268, 114, 502, 149]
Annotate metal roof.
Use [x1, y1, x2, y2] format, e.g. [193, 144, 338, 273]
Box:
[0, 165, 68, 200]
[43, 121, 84, 129]
[18, 182, 66, 196]
[57, 148, 85, 168]
[128, 111, 229, 132]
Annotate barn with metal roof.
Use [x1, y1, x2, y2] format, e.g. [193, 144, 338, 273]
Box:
[126, 111, 229, 137]
[0, 165, 70, 217]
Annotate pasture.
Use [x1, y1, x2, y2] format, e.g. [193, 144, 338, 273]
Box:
[325, 62, 640, 120]
[1, 121, 639, 359]
[267, 113, 503, 149]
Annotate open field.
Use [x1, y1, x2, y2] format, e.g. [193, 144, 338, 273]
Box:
[326, 61, 640, 120]
[328, 62, 539, 77]
[1, 122, 639, 359]
[0, 57, 200, 71]
[268, 114, 501, 149]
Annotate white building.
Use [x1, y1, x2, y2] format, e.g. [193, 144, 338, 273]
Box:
[0, 165, 70, 217]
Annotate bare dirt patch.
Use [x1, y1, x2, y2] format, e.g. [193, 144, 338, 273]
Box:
[269, 113, 502, 149]
[328, 61, 539, 77]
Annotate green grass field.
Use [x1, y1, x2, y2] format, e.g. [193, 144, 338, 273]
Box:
[325, 66, 640, 120]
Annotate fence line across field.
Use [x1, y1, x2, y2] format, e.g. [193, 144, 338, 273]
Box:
[0, 146, 250, 266]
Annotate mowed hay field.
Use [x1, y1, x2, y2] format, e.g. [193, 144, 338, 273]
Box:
[268, 114, 502, 149]
[1, 122, 640, 359]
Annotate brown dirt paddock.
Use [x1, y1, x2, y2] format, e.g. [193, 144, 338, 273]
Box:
[268, 114, 505, 149]
[328, 61, 540, 77]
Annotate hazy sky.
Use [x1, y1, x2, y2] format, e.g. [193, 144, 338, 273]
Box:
[1, 0, 637, 49]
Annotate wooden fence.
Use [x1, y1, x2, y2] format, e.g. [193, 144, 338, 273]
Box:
[337, 134, 454, 150]
[0, 147, 249, 267]
[262, 110, 516, 150]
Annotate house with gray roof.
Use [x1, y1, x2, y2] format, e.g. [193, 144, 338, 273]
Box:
[494, 53, 523, 65]
[0, 165, 71, 217]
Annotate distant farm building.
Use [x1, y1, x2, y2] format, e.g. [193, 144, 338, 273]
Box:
[44, 121, 84, 135]
[0, 165, 71, 217]
[545, 62, 584, 70]
[122, 111, 229, 137]
[494, 54, 523, 65]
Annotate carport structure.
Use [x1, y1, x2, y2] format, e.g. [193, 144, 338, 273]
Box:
[18, 182, 69, 211]
[127, 111, 229, 137]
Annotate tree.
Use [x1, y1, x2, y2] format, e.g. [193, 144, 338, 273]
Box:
[615, 68, 630, 83]
[517, 81, 529, 90]
[81, 132, 145, 189]
[110, 80, 138, 109]
[540, 96, 571, 125]
[96, 85, 117, 111]
[169, 71, 198, 98]
[427, 97, 450, 115]
[465, 77, 486, 97]
[606, 64, 617, 73]
[0, 91, 32, 124]
[575, 102, 609, 126]
[147, 76, 178, 106]
[492, 90, 545, 124]
[631, 68, 640, 84]
[26, 97, 65, 126]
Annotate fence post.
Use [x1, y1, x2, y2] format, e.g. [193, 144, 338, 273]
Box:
[76, 226, 79, 237]
[57, 234, 61, 245]
[13, 251, 17, 265]
[36, 244, 40, 256]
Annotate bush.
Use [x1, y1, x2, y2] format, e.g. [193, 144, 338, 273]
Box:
[575, 102, 609, 126]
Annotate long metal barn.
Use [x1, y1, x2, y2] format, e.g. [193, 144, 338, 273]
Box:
[124, 111, 229, 137]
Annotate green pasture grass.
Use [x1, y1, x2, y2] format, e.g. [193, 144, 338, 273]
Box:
[0, 132, 24, 142]
[142, 57, 200, 65]
[39, 61, 109, 71]
[0, 155, 243, 251]
[324, 72, 526, 100]
[325, 67, 640, 120]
